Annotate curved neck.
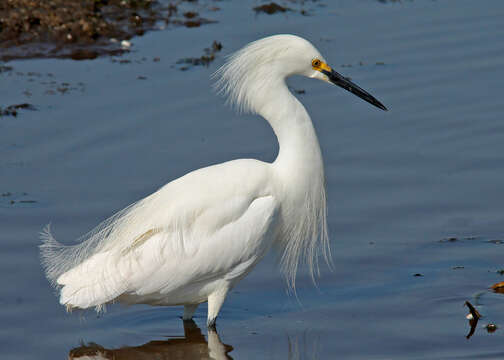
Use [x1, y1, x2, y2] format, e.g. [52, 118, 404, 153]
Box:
[258, 81, 323, 175]
[256, 79, 329, 287]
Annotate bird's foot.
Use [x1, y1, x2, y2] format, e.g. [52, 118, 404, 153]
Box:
[207, 317, 217, 331]
[180, 316, 194, 321]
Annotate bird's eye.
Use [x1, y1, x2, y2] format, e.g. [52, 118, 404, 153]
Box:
[312, 59, 321, 68]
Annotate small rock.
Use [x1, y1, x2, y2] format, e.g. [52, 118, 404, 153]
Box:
[485, 323, 498, 333]
[121, 40, 132, 49]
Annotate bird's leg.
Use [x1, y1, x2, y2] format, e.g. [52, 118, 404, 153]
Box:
[183, 303, 199, 321]
[207, 287, 229, 329]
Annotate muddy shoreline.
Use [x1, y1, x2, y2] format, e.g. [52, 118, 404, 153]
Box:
[0, 0, 218, 61]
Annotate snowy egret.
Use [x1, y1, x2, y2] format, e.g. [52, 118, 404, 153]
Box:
[40, 34, 387, 328]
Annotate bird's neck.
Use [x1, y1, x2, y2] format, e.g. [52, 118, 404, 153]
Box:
[258, 80, 329, 286]
[259, 82, 324, 176]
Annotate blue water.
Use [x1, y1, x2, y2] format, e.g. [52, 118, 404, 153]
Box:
[1, 0, 504, 359]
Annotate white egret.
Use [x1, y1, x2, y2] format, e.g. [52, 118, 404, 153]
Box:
[40, 34, 387, 328]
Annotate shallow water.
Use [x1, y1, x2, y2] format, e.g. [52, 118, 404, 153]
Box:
[1, 0, 504, 359]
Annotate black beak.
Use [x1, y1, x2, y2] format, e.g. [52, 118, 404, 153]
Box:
[322, 69, 387, 111]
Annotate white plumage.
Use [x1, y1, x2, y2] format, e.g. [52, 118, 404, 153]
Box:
[40, 34, 386, 328]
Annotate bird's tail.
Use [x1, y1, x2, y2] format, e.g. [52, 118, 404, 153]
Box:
[39, 224, 124, 311]
[39, 223, 100, 287]
[39, 223, 66, 287]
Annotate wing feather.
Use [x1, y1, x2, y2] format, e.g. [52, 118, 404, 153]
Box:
[47, 159, 277, 310]
[57, 195, 277, 309]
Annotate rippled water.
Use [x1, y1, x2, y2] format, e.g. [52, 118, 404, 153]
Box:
[2, 0, 504, 359]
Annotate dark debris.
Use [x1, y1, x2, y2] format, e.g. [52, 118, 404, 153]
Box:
[0, 103, 36, 117]
[486, 323, 498, 333]
[465, 300, 481, 339]
[1, 191, 38, 206]
[491, 281, 504, 294]
[487, 239, 504, 245]
[253, 1, 327, 16]
[0, 65, 13, 73]
[253, 3, 290, 14]
[176, 40, 223, 70]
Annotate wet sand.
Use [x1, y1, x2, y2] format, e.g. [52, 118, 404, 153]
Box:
[1, 0, 504, 359]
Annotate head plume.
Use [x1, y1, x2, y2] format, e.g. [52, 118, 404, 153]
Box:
[213, 34, 322, 114]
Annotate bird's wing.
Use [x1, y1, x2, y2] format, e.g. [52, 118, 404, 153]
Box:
[56, 159, 278, 309]
[125, 194, 278, 297]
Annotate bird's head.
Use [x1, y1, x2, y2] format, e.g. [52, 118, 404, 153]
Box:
[308, 56, 387, 111]
[276, 35, 387, 111]
[214, 34, 387, 113]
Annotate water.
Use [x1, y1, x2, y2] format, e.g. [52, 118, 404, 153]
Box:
[1, 0, 504, 358]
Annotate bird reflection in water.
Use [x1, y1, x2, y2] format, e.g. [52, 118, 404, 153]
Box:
[68, 320, 233, 360]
